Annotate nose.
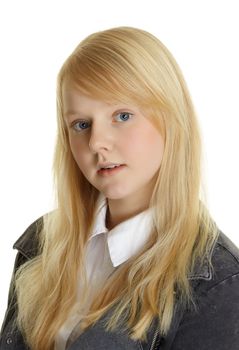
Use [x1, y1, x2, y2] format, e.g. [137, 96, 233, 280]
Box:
[88, 122, 113, 154]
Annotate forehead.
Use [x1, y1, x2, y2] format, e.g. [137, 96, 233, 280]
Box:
[62, 84, 108, 108]
[62, 82, 142, 119]
[63, 79, 113, 104]
[61, 76, 150, 108]
[63, 86, 120, 117]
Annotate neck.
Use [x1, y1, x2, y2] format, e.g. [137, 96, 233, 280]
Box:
[106, 194, 151, 230]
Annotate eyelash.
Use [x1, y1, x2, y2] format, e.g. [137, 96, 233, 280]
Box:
[70, 112, 133, 132]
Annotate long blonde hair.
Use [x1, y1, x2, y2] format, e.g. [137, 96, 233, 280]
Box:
[15, 26, 218, 349]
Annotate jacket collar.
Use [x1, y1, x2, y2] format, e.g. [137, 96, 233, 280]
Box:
[13, 216, 44, 259]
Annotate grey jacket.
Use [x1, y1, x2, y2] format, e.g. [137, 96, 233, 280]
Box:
[0, 217, 239, 349]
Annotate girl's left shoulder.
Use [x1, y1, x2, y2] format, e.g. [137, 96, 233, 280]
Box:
[189, 230, 239, 287]
[206, 230, 239, 288]
[167, 233, 239, 349]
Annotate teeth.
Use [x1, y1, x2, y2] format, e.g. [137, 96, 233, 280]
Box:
[103, 165, 120, 169]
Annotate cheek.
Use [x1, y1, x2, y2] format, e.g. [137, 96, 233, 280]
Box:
[153, 134, 164, 162]
[69, 137, 88, 168]
[124, 126, 164, 161]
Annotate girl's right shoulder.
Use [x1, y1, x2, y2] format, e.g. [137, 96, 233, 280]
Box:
[13, 215, 44, 260]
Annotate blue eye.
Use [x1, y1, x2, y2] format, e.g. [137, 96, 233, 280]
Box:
[72, 120, 91, 131]
[115, 112, 133, 122]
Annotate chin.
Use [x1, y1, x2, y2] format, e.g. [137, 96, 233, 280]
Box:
[102, 190, 129, 201]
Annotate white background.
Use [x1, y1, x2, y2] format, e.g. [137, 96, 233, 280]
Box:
[0, 0, 238, 325]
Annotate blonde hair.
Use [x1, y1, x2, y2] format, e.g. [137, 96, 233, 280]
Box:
[15, 26, 218, 350]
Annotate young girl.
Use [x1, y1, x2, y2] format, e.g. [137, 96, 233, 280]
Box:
[1, 26, 239, 350]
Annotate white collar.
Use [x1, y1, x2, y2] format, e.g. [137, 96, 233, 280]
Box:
[91, 194, 154, 267]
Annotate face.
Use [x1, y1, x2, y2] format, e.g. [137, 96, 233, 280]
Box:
[62, 83, 164, 210]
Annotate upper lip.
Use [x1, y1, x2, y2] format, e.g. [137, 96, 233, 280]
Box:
[97, 162, 123, 170]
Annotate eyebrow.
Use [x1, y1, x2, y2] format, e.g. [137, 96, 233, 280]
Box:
[64, 111, 89, 120]
[64, 106, 137, 120]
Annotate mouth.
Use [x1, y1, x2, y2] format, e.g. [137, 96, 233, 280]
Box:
[97, 164, 126, 176]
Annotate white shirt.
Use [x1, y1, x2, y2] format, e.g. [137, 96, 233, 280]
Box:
[54, 194, 153, 349]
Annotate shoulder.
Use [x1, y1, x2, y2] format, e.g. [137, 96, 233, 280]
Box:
[191, 230, 239, 292]
[13, 215, 44, 259]
[192, 229, 239, 314]
[0, 216, 45, 347]
[167, 232, 239, 349]
[211, 230, 239, 279]
[213, 230, 239, 267]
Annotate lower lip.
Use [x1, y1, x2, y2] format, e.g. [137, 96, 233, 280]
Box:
[97, 165, 126, 177]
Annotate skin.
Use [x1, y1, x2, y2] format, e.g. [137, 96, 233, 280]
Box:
[63, 83, 164, 229]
